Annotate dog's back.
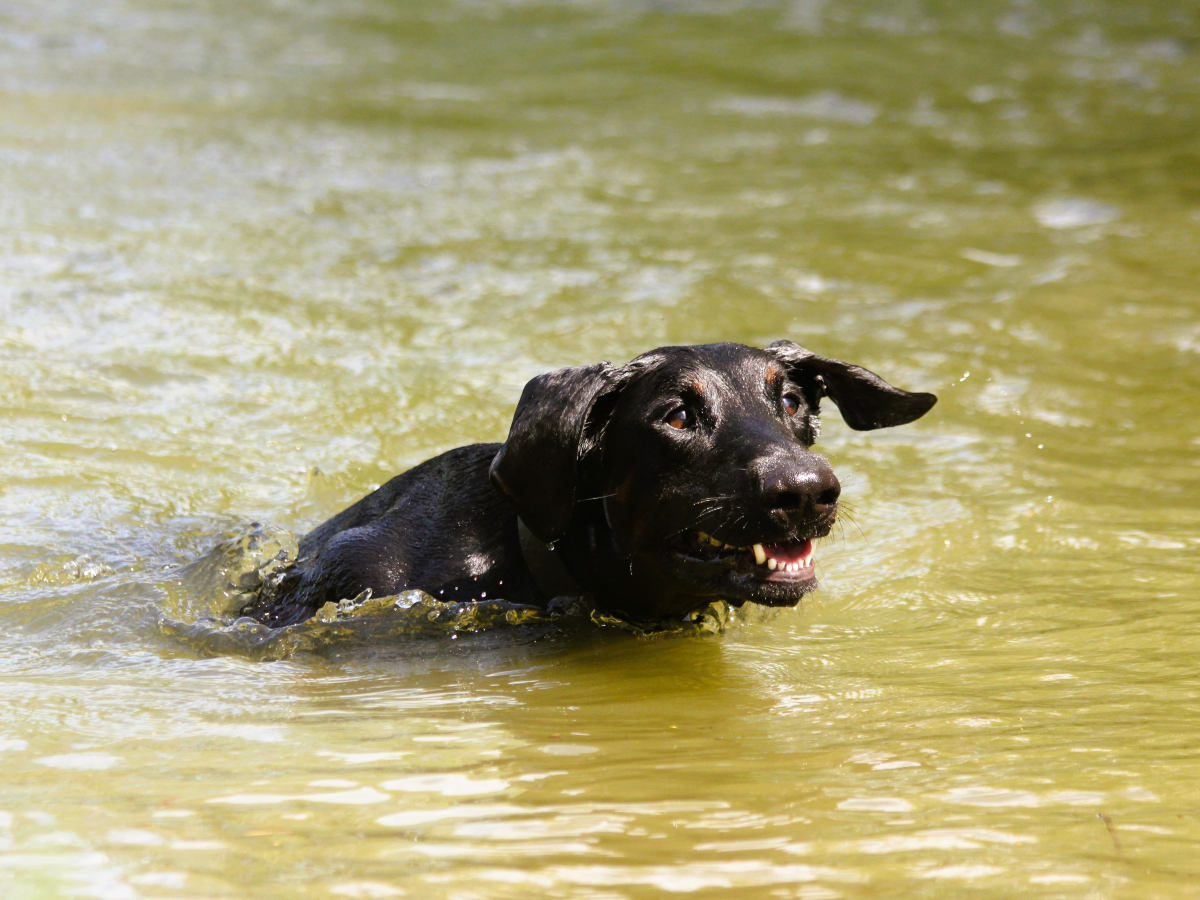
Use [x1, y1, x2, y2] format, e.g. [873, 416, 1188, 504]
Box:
[246, 443, 538, 625]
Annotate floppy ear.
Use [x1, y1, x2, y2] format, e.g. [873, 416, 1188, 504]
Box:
[766, 340, 937, 431]
[489, 362, 622, 543]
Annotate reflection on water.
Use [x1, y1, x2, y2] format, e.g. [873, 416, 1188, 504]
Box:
[2, 0, 1199, 896]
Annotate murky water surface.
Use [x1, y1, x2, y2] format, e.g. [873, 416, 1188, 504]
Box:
[2, 0, 1200, 896]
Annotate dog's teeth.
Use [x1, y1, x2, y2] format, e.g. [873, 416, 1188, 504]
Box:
[697, 531, 709, 541]
[723, 543, 735, 550]
[767, 558, 777, 571]
[752, 543, 766, 565]
[709, 536, 722, 548]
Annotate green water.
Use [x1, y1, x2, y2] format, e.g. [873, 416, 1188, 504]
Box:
[3, 0, 1200, 896]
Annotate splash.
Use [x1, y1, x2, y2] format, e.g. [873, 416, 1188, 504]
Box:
[157, 526, 783, 660]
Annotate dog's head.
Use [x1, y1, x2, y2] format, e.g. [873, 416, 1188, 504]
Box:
[490, 342, 936, 621]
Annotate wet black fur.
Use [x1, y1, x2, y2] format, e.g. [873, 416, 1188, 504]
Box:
[244, 342, 935, 626]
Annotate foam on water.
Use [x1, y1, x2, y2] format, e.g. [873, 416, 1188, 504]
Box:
[153, 525, 781, 660]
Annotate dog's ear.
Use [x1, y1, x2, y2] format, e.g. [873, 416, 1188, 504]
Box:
[490, 362, 623, 542]
[766, 340, 937, 431]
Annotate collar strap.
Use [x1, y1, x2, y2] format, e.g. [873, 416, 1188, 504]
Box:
[517, 517, 583, 599]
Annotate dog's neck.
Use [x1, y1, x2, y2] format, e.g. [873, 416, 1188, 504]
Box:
[520, 505, 682, 620]
[516, 517, 584, 600]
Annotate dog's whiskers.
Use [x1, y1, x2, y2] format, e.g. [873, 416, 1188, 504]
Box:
[685, 495, 737, 532]
[837, 507, 866, 541]
[688, 501, 738, 533]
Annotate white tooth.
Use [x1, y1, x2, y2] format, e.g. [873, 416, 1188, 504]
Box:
[752, 544, 766, 564]
[709, 536, 721, 547]
[697, 531, 708, 541]
[791, 562, 800, 572]
[723, 543, 735, 551]
[767, 558, 777, 571]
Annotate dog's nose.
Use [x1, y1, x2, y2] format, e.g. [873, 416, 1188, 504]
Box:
[758, 457, 840, 518]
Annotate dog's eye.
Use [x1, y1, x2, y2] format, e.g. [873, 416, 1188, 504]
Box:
[666, 407, 691, 429]
[782, 395, 801, 417]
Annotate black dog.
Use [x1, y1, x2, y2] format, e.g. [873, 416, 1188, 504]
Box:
[245, 341, 935, 626]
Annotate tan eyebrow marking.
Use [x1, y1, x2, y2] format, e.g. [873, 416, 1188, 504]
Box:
[765, 364, 782, 387]
[691, 380, 704, 394]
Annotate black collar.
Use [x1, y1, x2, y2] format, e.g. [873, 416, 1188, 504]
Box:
[517, 517, 583, 600]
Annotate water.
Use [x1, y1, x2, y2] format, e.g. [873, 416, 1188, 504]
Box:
[2, 0, 1199, 896]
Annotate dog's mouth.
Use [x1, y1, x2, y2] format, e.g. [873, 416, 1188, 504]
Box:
[666, 530, 817, 584]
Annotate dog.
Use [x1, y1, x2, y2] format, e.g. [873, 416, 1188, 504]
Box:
[244, 341, 935, 626]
